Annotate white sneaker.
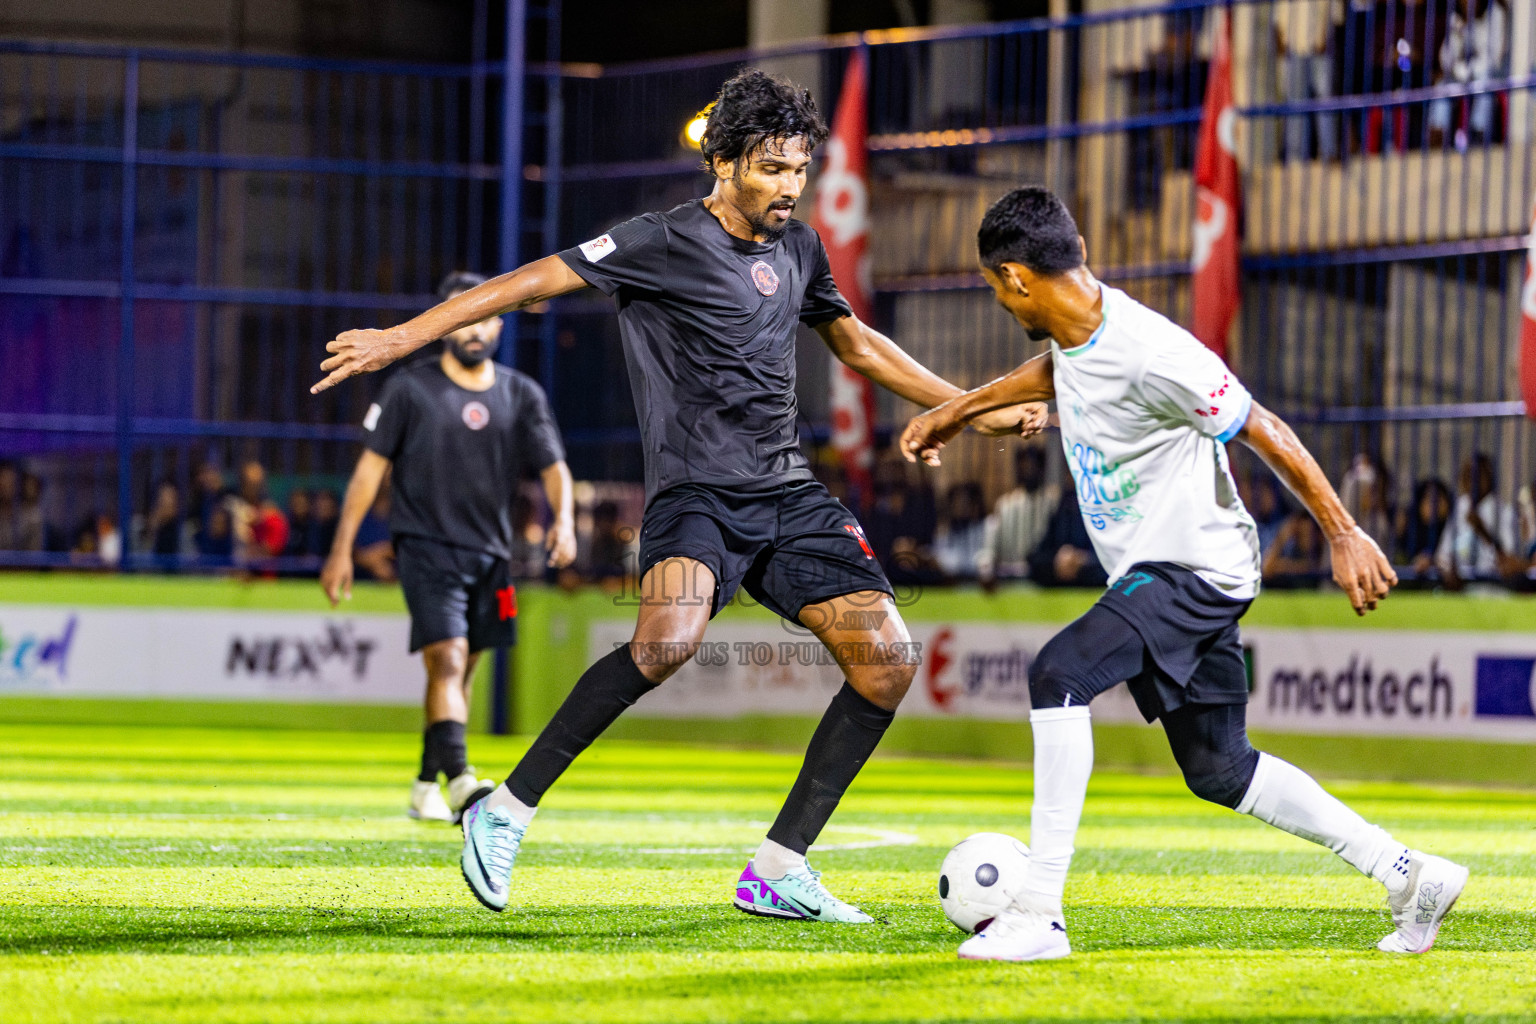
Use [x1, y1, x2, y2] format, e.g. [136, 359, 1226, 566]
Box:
[957, 902, 1072, 961]
[408, 779, 453, 822]
[446, 768, 497, 824]
[1377, 851, 1469, 953]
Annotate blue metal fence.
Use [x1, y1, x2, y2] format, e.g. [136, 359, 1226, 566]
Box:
[3, 0, 1535, 577]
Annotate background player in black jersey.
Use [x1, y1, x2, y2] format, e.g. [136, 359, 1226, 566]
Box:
[313, 70, 1044, 920]
[321, 271, 576, 825]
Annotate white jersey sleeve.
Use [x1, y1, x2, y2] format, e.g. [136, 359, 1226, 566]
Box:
[1139, 340, 1253, 443]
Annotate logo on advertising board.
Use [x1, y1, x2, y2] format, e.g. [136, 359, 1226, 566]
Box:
[923, 627, 1034, 713]
[0, 615, 77, 689]
[1263, 654, 1454, 720]
[225, 621, 377, 691]
[1474, 656, 1536, 718]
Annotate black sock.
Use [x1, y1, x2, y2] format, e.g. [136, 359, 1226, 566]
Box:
[767, 681, 896, 855]
[423, 720, 468, 782]
[505, 644, 659, 806]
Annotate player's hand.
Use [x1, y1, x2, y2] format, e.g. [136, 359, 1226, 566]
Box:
[1328, 525, 1396, 616]
[900, 402, 967, 467]
[971, 402, 1052, 439]
[546, 517, 577, 569]
[311, 328, 414, 394]
[320, 553, 353, 607]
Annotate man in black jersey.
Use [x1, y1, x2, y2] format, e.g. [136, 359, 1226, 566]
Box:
[321, 271, 576, 825]
[314, 70, 1043, 920]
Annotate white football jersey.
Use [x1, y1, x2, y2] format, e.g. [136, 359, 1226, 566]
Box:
[1050, 285, 1262, 599]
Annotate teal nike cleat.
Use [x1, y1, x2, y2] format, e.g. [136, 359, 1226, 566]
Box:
[459, 799, 526, 912]
[733, 859, 873, 923]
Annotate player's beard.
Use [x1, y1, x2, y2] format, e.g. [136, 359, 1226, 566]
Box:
[749, 199, 795, 242]
[449, 336, 499, 367]
[1026, 327, 1053, 342]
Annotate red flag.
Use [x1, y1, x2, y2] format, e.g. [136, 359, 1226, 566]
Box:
[814, 51, 878, 500]
[1522, 201, 1536, 419]
[1191, 12, 1241, 358]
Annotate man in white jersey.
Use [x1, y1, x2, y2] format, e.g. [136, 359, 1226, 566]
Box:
[901, 186, 1468, 962]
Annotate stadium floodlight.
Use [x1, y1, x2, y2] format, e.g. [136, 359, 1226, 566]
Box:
[681, 103, 712, 149]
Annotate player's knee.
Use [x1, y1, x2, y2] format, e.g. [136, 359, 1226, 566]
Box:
[860, 660, 915, 709]
[628, 637, 703, 681]
[1181, 746, 1260, 809]
[1029, 647, 1088, 710]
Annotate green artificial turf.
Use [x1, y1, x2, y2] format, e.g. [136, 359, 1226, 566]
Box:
[1, 724, 1533, 1024]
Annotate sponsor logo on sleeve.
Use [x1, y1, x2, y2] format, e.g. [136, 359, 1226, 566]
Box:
[1473, 656, 1536, 717]
[363, 403, 382, 431]
[579, 234, 616, 263]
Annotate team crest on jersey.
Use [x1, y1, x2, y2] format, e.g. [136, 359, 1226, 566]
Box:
[750, 260, 779, 296]
[462, 401, 490, 430]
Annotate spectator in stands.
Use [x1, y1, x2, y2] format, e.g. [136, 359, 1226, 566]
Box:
[1128, 8, 1208, 209]
[189, 461, 227, 530]
[227, 459, 290, 565]
[195, 504, 235, 566]
[0, 461, 45, 553]
[135, 478, 183, 559]
[1275, 0, 1343, 159]
[1398, 477, 1453, 573]
[509, 492, 548, 579]
[284, 489, 314, 559]
[1341, 0, 1446, 152]
[1245, 470, 1290, 560]
[352, 484, 395, 581]
[1262, 510, 1330, 583]
[932, 482, 988, 580]
[1518, 470, 1536, 562]
[0, 460, 19, 550]
[866, 453, 937, 580]
[1427, 0, 1508, 149]
[586, 499, 636, 584]
[69, 514, 100, 564]
[978, 445, 1059, 586]
[311, 489, 341, 557]
[1027, 489, 1107, 588]
[18, 470, 51, 552]
[1435, 451, 1516, 581]
[1338, 452, 1395, 554]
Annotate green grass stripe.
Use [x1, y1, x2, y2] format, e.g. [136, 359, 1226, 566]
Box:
[4, 724, 1535, 1023]
[3, 950, 1535, 1023]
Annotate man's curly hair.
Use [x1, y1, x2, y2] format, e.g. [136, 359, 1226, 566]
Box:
[699, 68, 829, 173]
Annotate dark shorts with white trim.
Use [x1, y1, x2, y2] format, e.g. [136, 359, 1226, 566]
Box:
[636, 480, 893, 622]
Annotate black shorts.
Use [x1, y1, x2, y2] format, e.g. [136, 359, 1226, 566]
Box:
[637, 480, 893, 622]
[1085, 561, 1251, 721]
[395, 535, 518, 653]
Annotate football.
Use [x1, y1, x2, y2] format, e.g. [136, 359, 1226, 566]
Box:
[937, 832, 1031, 933]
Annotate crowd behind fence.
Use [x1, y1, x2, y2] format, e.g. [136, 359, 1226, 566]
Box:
[3, 0, 1535, 591]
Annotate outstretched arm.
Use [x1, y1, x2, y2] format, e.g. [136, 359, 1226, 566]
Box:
[1236, 401, 1397, 615]
[899, 351, 1056, 465]
[816, 315, 1049, 439]
[312, 256, 590, 393]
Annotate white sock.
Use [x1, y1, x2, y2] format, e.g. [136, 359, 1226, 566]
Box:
[1236, 753, 1411, 894]
[752, 838, 807, 879]
[486, 783, 538, 826]
[1021, 705, 1094, 917]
